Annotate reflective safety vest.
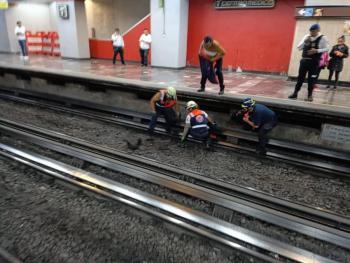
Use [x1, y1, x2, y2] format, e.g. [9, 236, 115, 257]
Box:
[156, 90, 177, 108]
[189, 109, 209, 139]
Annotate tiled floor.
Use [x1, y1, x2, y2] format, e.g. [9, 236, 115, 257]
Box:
[0, 54, 349, 109]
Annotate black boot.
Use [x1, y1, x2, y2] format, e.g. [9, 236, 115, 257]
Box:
[288, 92, 298, 99]
[197, 86, 205, 92]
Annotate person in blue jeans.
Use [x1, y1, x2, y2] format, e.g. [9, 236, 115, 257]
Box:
[15, 21, 28, 60]
[241, 98, 277, 155]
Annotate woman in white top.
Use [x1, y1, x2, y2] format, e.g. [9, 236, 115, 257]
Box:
[111, 28, 125, 65]
[14, 21, 28, 59]
[139, 28, 152, 66]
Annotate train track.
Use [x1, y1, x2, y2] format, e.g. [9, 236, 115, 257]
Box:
[0, 118, 349, 262]
[0, 88, 349, 178]
[0, 248, 21, 263]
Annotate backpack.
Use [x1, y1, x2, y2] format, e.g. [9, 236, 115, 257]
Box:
[319, 52, 329, 69]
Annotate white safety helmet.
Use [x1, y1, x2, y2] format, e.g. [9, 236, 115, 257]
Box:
[166, 86, 177, 98]
[186, 100, 198, 110]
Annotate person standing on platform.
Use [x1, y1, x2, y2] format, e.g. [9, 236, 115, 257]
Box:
[111, 28, 125, 65]
[148, 87, 179, 135]
[15, 21, 28, 61]
[198, 36, 226, 95]
[327, 35, 348, 89]
[139, 29, 152, 67]
[240, 98, 277, 155]
[288, 24, 329, 102]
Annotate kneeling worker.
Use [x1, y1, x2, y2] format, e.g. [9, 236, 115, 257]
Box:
[181, 101, 215, 147]
[241, 98, 277, 155]
[148, 87, 179, 134]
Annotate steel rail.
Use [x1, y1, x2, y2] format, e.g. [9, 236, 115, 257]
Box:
[0, 143, 338, 263]
[1, 119, 350, 251]
[0, 248, 21, 263]
[0, 91, 349, 177]
[1, 87, 350, 164]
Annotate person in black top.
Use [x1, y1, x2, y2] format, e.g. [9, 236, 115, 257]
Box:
[327, 35, 348, 89]
[240, 98, 277, 155]
[289, 24, 329, 102]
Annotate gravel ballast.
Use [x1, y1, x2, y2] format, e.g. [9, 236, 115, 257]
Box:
[0, 98, 349, 217]
[0, 157, 258, 263]
[1, 136, 349, 262]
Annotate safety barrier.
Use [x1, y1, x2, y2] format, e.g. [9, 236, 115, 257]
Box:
[25, 31, 60, 56]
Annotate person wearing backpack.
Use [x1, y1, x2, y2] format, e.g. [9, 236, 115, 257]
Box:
[327, 35, 349, 89]
[288, 24, 329, 102]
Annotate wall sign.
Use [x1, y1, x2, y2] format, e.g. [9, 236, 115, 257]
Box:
[296, 6, 350, 18]
[58, 4, 69, 20]
[214, 0, 275, 9]
[321, 124, 350, 145]
[0, 0, 8, 9]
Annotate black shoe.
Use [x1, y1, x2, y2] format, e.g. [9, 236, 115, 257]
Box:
[288, 93, 297, 99]
[326, 85, 330, 89]
[197, 88, 205, 92]
[333, 86, 337, 90]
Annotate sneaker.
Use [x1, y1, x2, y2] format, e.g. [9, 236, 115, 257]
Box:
[288, 93, 297, 99]
[24, 56, 29, 60]
[333, 86, 337, 90]
[197, 88, 205, 92]
[326, 85, 331, 89]
[218, 90, 224, 95]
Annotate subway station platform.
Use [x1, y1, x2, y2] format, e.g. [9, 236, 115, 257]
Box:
[0, 53, 349, 115]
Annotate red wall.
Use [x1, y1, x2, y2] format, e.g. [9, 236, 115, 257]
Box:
[187, 0, 304, 73]
[89, 16, 151, 62]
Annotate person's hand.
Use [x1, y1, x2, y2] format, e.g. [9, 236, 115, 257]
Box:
[243, 113, 250, 122]
[338, 51, 344, 57]
[307, 48, 317, 55]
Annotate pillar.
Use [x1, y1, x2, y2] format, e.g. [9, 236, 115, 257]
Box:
[53, 0, 90, 59]
[150, 0, 189, 68]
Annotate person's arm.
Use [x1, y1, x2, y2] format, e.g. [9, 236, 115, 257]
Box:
[150, 92, 161, 113]
[198, 41, 204, 56]
[243, 113, 259, 129]
[317, 36, 329, 53]
[121, 36, 125, 48]
[297, 35, 308, 51]
[211, 41, 226, 62]
[139, 35, 143, 43]
[174, 102, 180, 115]
[207, 115, 214, 124]
[343, 46, 349, 58]
[181, 124, 191, 142]
[329, 46, 336, 57]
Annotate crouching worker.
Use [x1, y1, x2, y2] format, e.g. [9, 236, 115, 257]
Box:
[241, 98, 277, 155]
[181, 101, 218, 148]
[148, 87, 179, 135]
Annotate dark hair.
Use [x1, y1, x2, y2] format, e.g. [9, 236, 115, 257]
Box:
[204, 36, 213, 44]
[339, 35, 345, 40]
[144, 28, 148, 31]
[115, 28, 120, 32]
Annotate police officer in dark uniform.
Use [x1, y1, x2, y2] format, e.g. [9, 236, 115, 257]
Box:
[289, 24, 329, 102]
[241, 98, 277, 155]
